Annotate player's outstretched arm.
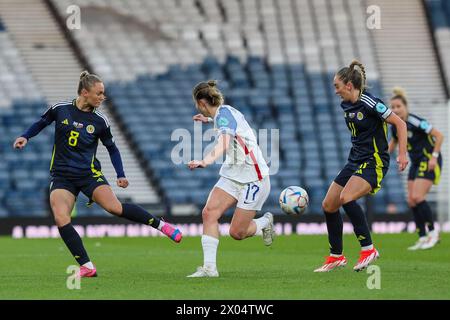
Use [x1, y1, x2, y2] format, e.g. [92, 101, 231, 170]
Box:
[428, 128, 444, 171]
[193, 113, 213, 124]
[13, 116, 51, 149]
[188, 133, 231, 170]
[104, 144, 128, 188]
[388, 139, 397, 154]
[13, 137, 28, 149]
[386, 113, 408, 171]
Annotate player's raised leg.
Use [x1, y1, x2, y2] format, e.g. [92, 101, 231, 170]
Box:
[229, 208, 257, 240]
[51, 189, 97, 278]
[314, 182, 347, 272]
[91, 185, 182, 242]
[340, 176, 379, 272]
[187, 187, 237, 278]
[232, 177, 273, 246]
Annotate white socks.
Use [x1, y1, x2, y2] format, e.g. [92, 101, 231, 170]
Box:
[157, 220, 165, 231]
[361, 244, 374, 251]
[82, 261, 94, 269]
[253, 215, 270, 234]
[201, 235, 219, 270]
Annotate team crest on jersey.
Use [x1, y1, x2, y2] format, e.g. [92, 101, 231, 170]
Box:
[408, 130, 413, 138]
[218, 117, 229, 126]
[86, 125, 95, 134]
[61, 119, 69, 125]
[357, 112, 364, 120]
[73, 121, 84, 129]
[420, 120, 429, 130]
[376, 102, 387, 113]
[349, 113, 356, 119]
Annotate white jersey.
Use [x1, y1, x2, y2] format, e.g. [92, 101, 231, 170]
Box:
[213, 105, 269, 184]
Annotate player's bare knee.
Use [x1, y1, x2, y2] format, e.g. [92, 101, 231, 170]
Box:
[105, 202, 122, 216]
[407, 197, 416, 208]
[322, 200, 338, 213]
[53, 212, 70, 227]
[229, 227, 246, 240]
[339, 193, 354, 206]
[411, 194, 425, 204]
[202, 206, 218, 224]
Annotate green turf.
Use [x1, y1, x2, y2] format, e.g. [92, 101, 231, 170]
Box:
[0, 233, 449, 299]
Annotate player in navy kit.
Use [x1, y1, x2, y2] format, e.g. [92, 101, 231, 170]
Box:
[389, 87, 444, 250]
[314, 60, 408, 272]
[13, 71, 182, 277]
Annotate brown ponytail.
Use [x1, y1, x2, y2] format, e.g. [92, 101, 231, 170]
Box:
[192, 80, 224, 107]
[336, 59, 367, 95]
[77, 70, 102, 95]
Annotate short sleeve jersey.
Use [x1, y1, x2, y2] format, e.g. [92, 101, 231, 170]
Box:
[391, 113, 437, 164]
[41, 100, 115, 177]
[341, 91, 392, 168]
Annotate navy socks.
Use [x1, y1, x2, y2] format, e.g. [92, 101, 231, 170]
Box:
[121, 203, 161, 229]
[58, 223, 90, 265]
[416, 200, 435, 232]
[342, 201, 372, 247]
[411, 205, 427, 237]
[324, 210, 343, 255]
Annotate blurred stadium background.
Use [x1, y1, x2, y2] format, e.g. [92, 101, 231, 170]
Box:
[0, 0, 449, 235]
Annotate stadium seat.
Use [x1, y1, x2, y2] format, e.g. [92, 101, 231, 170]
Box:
[34, 0, 411, 215]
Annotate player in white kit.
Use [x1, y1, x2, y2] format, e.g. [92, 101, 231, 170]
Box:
[187, 80, 274, 278]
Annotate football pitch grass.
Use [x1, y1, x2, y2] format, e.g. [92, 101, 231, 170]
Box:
[0, 233, 449, 300]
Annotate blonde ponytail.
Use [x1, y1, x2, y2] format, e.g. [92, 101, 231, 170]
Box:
[391, 86, 408, 106]
[77, 70, 102, 95]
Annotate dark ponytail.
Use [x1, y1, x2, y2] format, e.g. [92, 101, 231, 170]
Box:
[192, 80, 224, 107]
[336, 59, 367, 95]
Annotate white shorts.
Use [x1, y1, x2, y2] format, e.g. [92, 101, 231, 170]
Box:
[213, 176, 271, 211]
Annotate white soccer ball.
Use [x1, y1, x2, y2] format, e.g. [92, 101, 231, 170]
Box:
[279, 186, 309, 215]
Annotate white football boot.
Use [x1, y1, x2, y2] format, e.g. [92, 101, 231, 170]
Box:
[421, 230, 440, 250]
[261, 212, 275, 246]
[407, 236, 428, 251]
[187, 266, 219, 278]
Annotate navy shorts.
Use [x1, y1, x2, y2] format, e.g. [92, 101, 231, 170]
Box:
[334, 159, 388, 195]
[50, 172, 109, 205]
[408, 156, 443, 185]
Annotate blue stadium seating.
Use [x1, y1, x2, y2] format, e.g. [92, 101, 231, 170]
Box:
[426, 0, 450, 29]
[105, 56, 407, 215]
[0, 2, 410, 216]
